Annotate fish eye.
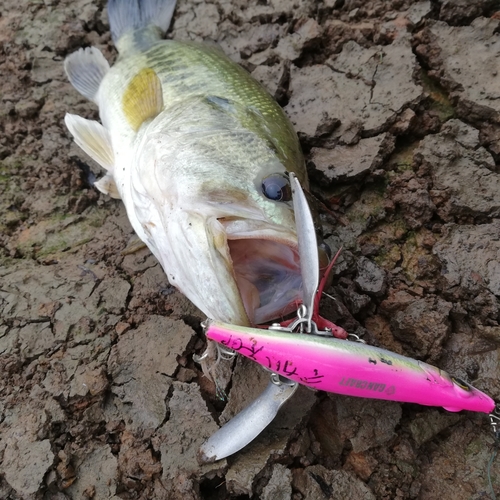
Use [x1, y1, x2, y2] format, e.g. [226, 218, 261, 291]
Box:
[262, 173, 291, 202]
[452, 376, 471, 391]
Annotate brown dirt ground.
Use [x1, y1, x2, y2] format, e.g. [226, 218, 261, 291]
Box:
[1, 0, 500, 498]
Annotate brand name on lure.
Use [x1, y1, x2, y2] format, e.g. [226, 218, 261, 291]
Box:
[339, 377, 387, 392]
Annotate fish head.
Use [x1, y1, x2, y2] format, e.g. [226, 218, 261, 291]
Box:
[129, 101, 309, 325]
[203, 161, 304, 326]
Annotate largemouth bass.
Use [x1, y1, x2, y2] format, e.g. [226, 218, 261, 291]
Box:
[64, 0, 310, 325]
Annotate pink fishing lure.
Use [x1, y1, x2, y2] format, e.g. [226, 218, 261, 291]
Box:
[205, 321, 495, 413]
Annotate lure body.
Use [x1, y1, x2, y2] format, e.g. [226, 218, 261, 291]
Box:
[206, 321, 495, 413]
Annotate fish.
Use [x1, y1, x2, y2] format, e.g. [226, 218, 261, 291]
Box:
[63, 0, 315, 326]
[205, 320, 496, 414]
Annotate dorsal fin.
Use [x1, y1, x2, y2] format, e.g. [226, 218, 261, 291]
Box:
[64, 113, 114, 170]
[64, 47, 110, 103]
[122, 68, 163, 132]
[94, 173, 121, 199]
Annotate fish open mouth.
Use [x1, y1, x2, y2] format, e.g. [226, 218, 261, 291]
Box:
[220, 219, 303, 325]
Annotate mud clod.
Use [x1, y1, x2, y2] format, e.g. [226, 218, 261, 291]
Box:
[2, 438, 54, 496]
[293, 464, 376, 500]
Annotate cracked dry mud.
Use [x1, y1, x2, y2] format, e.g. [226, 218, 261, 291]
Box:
[1, 0, 500, 498]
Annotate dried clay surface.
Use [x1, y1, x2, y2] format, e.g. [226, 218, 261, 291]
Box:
[1, 0, 500, 499]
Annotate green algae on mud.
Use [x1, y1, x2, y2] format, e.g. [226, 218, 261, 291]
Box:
[418, 69, 456, 123]
[344, 183, 389, 227]
[12, 207, 108, 259]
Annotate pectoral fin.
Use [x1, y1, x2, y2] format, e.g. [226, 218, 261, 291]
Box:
[64, 47, 110, 103]
[122, 68, 164, 132]
[65, 113, 114, 171]
[94, 173, 121, 199]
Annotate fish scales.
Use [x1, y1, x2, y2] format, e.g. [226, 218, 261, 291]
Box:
[103, 39, 304, 176]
